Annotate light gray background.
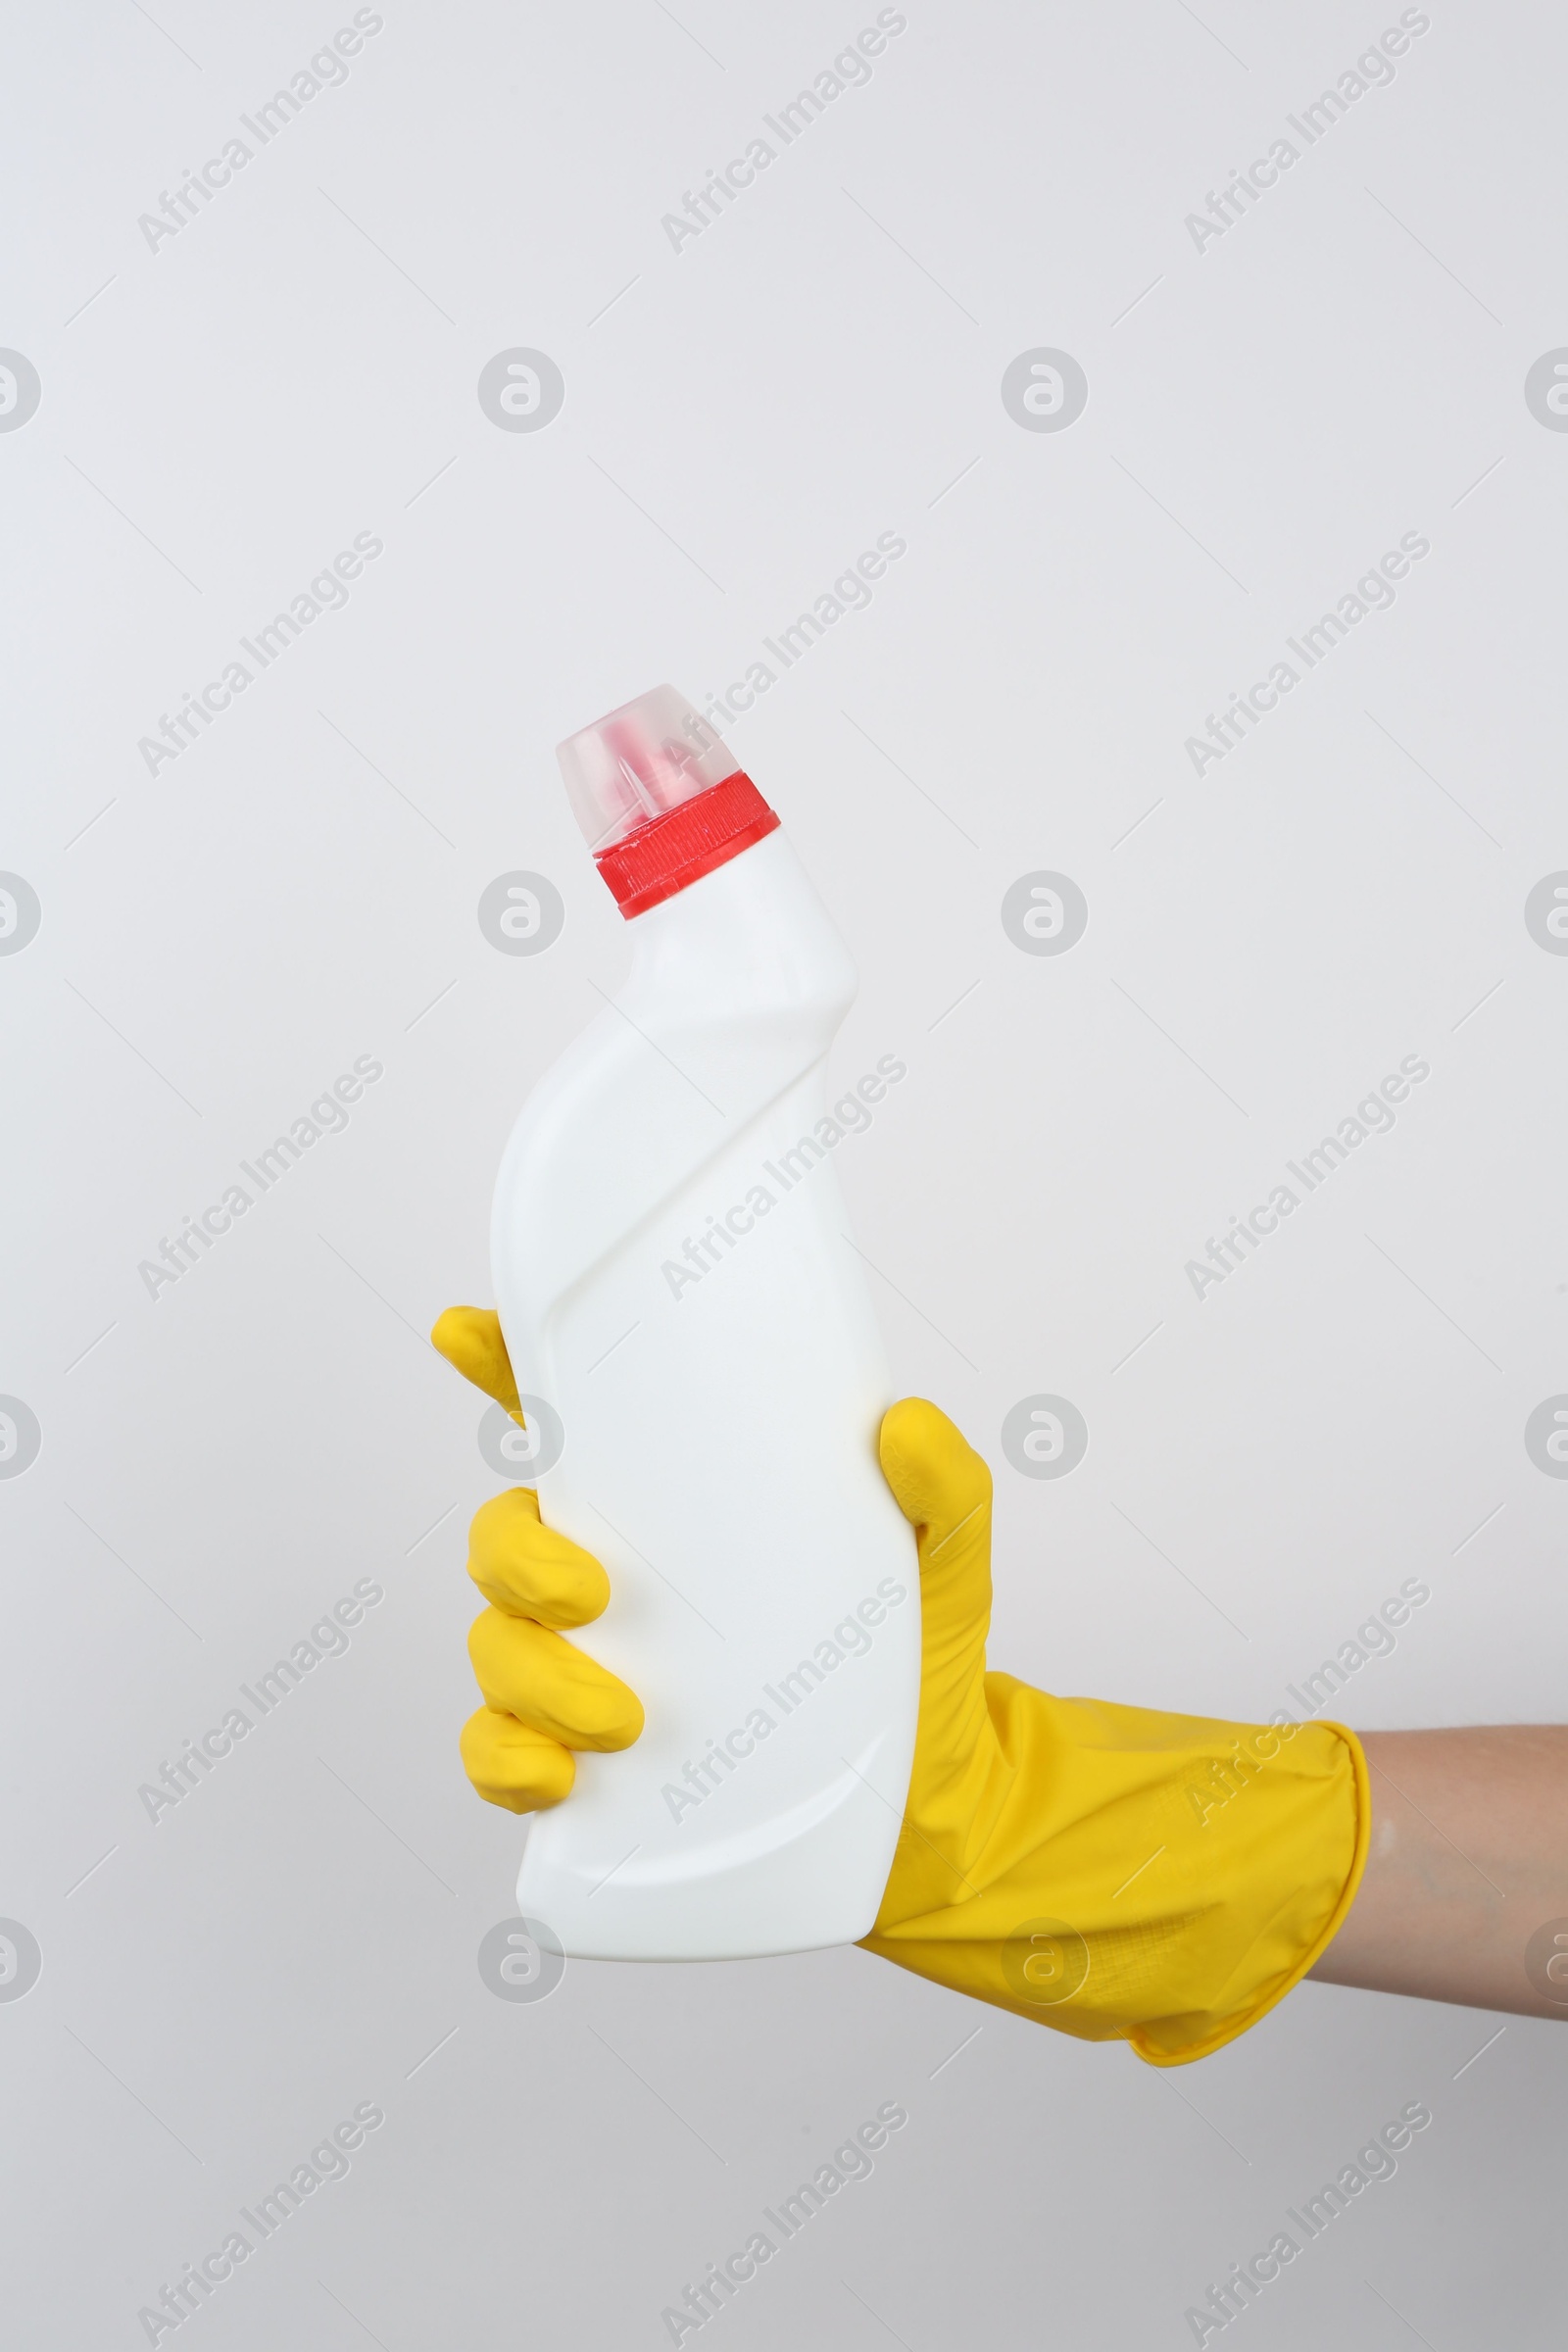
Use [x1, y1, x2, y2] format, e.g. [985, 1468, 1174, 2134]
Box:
[3, 2, 1565, 2344]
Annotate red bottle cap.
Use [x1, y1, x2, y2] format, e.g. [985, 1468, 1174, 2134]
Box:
[557, 686, 779, 919]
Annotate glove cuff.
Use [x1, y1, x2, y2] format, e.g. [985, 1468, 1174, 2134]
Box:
[1131, 1714, 1370, 2064]
[861, 1685, 1371, 2067]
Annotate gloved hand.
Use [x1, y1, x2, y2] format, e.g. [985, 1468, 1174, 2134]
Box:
[862, 1396, 1368, 2062]
[432, 1307, 1369, 2064]
[431, 1306, 643, 1812]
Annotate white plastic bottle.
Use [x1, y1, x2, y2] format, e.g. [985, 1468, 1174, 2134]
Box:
[491, 685, 919, 1961]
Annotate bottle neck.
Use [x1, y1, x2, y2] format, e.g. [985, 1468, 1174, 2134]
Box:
[618, 828, 858, 1045]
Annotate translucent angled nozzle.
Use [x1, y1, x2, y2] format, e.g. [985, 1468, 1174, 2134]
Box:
[557, 685, 738, 855]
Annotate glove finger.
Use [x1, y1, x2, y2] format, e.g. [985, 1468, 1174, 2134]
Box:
[468, 1607, 644, 1751]
[879, 1396, 993, 1586]
[460, 1705, 575, 1813]
[431, 1304, 519, 1414]
[467, 1488, 611, 1628]
[878, 1396, 993, 1788]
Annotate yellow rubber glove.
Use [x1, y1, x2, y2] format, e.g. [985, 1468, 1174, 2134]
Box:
[864, 1396, 1369, 2063]
[431, 1305, 643, 1813]
[432, 1309, 1369, 2065]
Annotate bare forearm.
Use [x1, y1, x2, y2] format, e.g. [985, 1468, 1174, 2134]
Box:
[1307, 1727, 1568, 2019]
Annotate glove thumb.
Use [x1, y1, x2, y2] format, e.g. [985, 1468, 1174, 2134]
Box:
[878, 1396, 992, 1712]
